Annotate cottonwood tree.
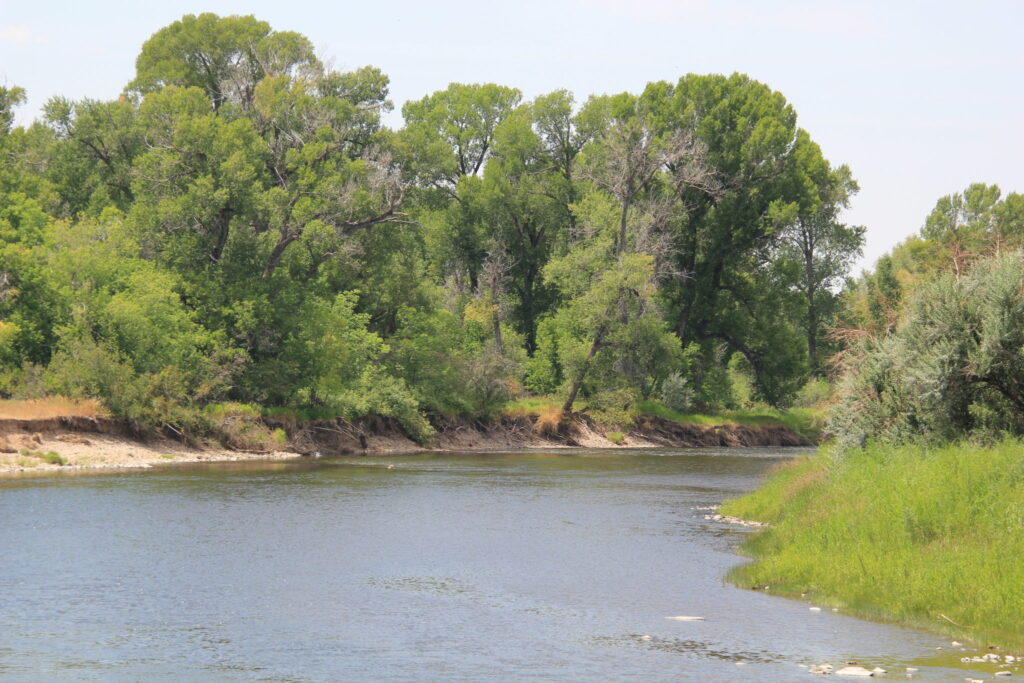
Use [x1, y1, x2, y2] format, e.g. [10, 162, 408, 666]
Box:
[771, 137, 864, 373]
[128, 13, 320, 112]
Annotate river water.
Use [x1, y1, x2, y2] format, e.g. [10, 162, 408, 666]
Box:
[0, 448, 990, 681]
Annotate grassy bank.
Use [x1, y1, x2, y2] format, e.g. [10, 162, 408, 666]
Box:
[503, 397, 824, 442]
[721, 439, 1024, 647]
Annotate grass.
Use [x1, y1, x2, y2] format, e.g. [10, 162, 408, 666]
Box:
[503, 397, 823, 441]
[605, 431, 625, 445]
[721, 438, 1024, 648]
[0, 397, 106, 420]
[19, 449, 66, 465]
[637, 400, 824, 442]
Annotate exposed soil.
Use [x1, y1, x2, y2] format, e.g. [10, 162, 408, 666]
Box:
[0, 412, 812, 476]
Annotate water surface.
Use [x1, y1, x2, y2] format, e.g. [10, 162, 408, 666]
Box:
[0, 448, 987, 680]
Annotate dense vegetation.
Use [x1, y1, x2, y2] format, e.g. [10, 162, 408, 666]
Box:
[725, 184, 1024, 646]
[0, 13, 864, 438]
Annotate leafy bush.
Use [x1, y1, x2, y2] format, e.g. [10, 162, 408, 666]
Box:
[829, 250, 1024, 449]
[586, 387, 639, 428]
[659, 372, 695, 413]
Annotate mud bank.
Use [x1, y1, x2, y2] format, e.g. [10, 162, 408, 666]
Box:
[0, 412, 812, 475]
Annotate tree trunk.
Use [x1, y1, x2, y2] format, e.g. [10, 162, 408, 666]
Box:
[562, 323, 607, 413]
[806, 288, 818, 374]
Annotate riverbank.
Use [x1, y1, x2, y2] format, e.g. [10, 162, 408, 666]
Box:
[0, 409, 812, 475]
[721, 439, 1024, 649]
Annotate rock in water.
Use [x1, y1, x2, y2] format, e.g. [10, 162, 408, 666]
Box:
[664, 616, 704, 621]
[835, 665, 874, 676]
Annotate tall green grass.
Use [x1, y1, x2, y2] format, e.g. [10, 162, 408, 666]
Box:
[722, 439, 1024, 647]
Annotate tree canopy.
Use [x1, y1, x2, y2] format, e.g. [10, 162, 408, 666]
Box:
[0, 13, 871, 435]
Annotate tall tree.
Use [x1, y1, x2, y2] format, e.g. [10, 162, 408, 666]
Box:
[128, 13, 319, 112]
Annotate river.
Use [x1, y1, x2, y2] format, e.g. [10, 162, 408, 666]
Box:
[0, 448, 986, 681]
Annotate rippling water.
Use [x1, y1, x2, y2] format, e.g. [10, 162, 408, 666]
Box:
[0, 448, 990, 681]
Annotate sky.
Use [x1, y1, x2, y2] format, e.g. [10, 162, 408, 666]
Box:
[1, 0, 1022, 271]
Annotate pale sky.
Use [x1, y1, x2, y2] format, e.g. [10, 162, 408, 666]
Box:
[2, 0, 1022, 271]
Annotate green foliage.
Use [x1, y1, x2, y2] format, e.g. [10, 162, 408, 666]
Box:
[20, 449, 65, 465]
[605, 431, 625, 445]
[723, 440, 1024, 647]
[659, 372, 695, 413]
[0, 13, 871, 438]
[830, 250, 1024, 449]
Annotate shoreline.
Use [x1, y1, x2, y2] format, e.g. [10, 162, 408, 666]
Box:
[0, 413, 813, 477]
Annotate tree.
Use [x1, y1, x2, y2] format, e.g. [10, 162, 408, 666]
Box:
[128, 13, 319, 112]
[0, 86, 26, 136]
[771, 138, 864, 373]
[43, 96, 143, 212]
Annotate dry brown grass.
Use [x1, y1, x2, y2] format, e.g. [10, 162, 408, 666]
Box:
[0, 397, 107, 420]
[533, 405, 564, 436]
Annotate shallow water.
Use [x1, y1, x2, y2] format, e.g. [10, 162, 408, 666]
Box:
[0, 448, 998, 681]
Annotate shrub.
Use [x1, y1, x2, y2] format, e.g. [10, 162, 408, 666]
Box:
[659, 372, 695, 413]
[586, 387, 639, 429]
[829, 250, 1024, 449]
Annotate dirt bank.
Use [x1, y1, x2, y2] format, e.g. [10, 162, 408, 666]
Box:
[0, 412, 812, 475]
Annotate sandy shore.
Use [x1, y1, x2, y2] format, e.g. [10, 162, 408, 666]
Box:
[0, 410, 811, 477]
[0, 424, 309, 476]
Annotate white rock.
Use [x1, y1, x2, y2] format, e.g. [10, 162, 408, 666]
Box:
[952, 641, 963, 647]
[906, 668, 918, 672]
[995, 672, 1012, 677]
[664, 616, 705, 621]
[810, 606, 823, 612]
[872, 667, 887, 674]
[835, 665, 874, 676]
[639, 635, 652, 641]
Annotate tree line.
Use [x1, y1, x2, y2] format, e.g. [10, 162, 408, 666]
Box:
[0, 13, 865, 436]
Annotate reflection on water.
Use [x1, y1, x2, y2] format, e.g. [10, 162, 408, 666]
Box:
[0, 448, 993, 681]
